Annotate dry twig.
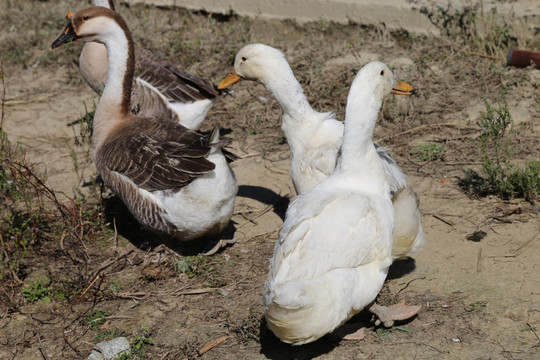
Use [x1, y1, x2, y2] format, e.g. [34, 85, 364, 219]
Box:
[432, 214, 454, 227]
[198, 335, 229, 355]
[476, 248, 482, 273]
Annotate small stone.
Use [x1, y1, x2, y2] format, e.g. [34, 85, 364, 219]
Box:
[451, 337, 461, 343]
[217, 288, 231, 297]
[88, 337, 131, 360]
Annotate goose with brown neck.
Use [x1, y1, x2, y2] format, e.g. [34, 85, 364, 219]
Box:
[219, 44, 425, 260]
[78, 0, 223, 130]
[52, 7, 238, 253]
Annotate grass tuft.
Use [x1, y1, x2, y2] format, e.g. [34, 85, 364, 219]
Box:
[460, 91, 539, 202]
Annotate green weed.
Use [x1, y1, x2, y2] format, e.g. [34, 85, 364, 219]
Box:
[86, 309, 124, 343]
[420, 4, 516, 55]
[175, 255, 225, 286]
[460, 92, 539, 202]
[376, 328, 392, 339]
[478, 94, 539, 201]
[466, 301, 487, 312]
[94, 329, 122, 344]
[22, 277, 51, 303]
[115, 325, 154, 360]
[108, 281, 123, 294]
[411, 144, 447, 161]
[375, 325, 413, 340]
[87, 309, 110, 330]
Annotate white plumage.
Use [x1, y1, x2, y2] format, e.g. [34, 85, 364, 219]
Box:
[263, 61, 412, 345]
[219, 44, 425, 260]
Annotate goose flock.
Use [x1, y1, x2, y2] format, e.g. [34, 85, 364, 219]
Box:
[52, 1, 425, 346]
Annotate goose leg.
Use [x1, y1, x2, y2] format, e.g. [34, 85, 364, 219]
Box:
[203, 238, 237, 256]
[369, 300, 421, 328]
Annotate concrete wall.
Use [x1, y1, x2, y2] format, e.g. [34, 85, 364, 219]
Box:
[124, 0, 540, 36]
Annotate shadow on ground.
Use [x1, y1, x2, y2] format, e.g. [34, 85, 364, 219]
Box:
[237, 184, 290, 221]
[387, 257, 417, 280]
[101, 194, 238, 256]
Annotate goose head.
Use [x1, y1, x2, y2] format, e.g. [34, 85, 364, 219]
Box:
[51, 7, 126, 48]
[218, 43, 288, 89]
[348, 61, 412, 106]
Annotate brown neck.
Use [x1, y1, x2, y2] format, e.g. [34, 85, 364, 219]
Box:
[120, 17, 135, 115]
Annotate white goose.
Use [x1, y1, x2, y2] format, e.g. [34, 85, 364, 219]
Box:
[263, 62, 419, 345]
[219, 44, 424, 259]
[52, 7, 238, 254]
[78, 0, 222, 130]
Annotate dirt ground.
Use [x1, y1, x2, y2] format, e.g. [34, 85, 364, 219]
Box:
[1, 1, 539, 359]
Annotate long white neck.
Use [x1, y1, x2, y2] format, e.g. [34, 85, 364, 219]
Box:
[260, 61, 321, 141]
[264, 64, 314, 119]
[92, 22, 134, 155]
[336, 81, 389, 195]
[93, 0, 114, 10]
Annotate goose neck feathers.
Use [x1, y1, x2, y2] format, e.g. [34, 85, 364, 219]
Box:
[93, 0, 115, 10]
[234, 44, 318, 126]
[337, 62, 399, 194]
[76, 7, 136, 150]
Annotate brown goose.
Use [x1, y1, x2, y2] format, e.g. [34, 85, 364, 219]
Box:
[79, 0, 222, 130]
[53, 6, 238, 254]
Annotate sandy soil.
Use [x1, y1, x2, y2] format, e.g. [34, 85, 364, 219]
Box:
[0, 1, 539, 359]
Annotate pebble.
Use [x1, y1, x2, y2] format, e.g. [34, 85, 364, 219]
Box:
[87, 337, 131, 360]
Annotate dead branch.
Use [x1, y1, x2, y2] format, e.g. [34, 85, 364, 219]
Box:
[476, 248, 482, 273]
[94, 248, 135, 276]
[459, 49, 505, 61]
[512, 235, 539, 258]
[173, 288, 217, 296]
[112, 292, 147, 300]
[198, 335, 229, 355]
[527, 323, 540, 343]
[0, 62, 5, 129]
[395, 277, 427, 297]
[432, 214, 454, 227]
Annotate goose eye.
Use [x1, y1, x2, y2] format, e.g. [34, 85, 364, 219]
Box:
[380, 70, 385, 76]
[82, 15, 89, 21]
[241, 57, 247, 62]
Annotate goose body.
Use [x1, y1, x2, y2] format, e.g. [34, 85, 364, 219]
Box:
[79, 0, 220, 130]
[219, 44, 425, 259]
[263, 62, 409, 345]
[53, 7, 237, 244]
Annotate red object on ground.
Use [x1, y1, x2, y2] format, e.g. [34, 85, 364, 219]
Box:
[506, 49, 540, 68]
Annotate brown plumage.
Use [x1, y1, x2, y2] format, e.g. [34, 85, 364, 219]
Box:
[99, 119, 218, 192]
[79, 1, 223, 130]
[53, 6, 238, 246]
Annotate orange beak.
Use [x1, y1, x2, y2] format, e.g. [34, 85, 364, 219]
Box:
[218, 70, 243, 90]
[391, 80, 413, 95]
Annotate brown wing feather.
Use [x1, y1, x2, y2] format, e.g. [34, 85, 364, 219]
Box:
[136, 48, 219, 103]
[132, 81, 180, 122]
[100, 118, 216, 192]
